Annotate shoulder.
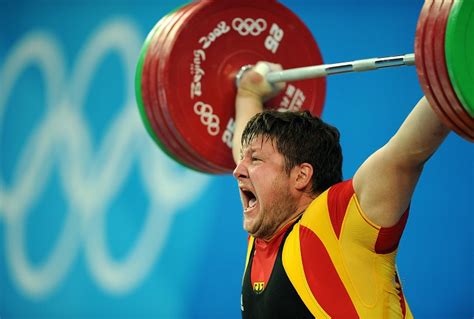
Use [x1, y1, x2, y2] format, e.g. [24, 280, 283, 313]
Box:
[301, 179, 409, 253]
[301, 180, 355, 238]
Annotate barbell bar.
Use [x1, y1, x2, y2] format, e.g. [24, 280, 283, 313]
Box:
[235, 53, 416, 88]
[262, 53, 416, 83]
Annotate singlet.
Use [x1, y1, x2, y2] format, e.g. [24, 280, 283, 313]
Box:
[242, 217, 313, 318]
[241, 179, 413, 318]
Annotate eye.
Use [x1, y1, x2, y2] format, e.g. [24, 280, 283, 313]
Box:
[251, 156, 261, 162]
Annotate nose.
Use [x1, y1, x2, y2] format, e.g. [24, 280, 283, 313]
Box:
[233, 159, 248, 180]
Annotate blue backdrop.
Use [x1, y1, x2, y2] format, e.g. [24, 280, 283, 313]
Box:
[0, 0, 472, 318]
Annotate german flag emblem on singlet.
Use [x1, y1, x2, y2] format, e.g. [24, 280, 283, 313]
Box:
[253, 282, 264, 293]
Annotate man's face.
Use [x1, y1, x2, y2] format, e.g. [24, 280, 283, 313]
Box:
[233, 135, 297, 240]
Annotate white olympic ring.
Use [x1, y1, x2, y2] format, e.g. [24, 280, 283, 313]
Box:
[193, 101, 220, 136]
[232, 18, 267, 36]
[0, 18, 210, 299]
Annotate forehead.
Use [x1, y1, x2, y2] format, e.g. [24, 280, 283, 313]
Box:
[243, 135, 277, 154]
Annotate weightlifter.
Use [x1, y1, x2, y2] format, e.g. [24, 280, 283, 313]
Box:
[232, 62, 450, 318]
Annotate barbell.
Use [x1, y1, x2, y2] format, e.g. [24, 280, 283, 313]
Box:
[135, 0, 473, 174]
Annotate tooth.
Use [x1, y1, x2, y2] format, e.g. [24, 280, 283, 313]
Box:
[249, 198, 256, 208]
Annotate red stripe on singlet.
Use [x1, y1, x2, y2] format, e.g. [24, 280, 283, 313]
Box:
[395, 274, 407, 318]
[375, 208, 409, 254]
[300, 226, 358, 318]
[327, 180, 354, 238]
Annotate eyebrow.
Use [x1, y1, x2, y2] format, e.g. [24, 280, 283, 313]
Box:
[248, 146, 259, 154]
[240, 146, 258, 159]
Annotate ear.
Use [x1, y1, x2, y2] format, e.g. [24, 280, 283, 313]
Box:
[292, 163, 313, 191]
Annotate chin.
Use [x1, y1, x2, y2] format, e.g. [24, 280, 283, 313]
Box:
[243, 219, 259, 236]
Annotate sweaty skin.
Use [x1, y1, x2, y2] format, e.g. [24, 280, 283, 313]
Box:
[234, 135, 313, 240]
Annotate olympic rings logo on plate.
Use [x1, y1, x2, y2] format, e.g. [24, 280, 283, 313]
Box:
[193, 101, 220, 136]
[232, 18, 267, 36]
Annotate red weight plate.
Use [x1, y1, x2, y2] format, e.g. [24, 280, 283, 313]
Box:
[141, 9, 200, 169]
[146, 4, 228, 173]
[140, 13, 180, 155]
[150, 2, 229, 174]
[415, 0, 431, 87]
[142, 4, 221, 172]
[434, 0, 474, 141]
[416, 0, 463, 135]
[425, 0, 473, 139]
[154, 1, 238, 173]
[159, 0, 326, 173]
[136, 13, 170, 149]
[144, 5, 209, 170]
[156, 0, 309, 173]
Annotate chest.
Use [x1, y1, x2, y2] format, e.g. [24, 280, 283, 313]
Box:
[241, 238, 313, 319]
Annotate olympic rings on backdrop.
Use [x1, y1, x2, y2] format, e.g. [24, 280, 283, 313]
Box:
[0, 19, 210, 298]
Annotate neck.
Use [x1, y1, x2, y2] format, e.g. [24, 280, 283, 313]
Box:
[292, 190, 318, 215]
[258, 192, 319, 242]
[269, 192, 318, 239]
[261, 206, 308, 242]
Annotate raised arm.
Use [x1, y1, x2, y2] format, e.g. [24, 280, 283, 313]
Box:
[353, 97, 450, 227]
[232, 62, 284, 163]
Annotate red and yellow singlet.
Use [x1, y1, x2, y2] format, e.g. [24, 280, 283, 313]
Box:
[243, 179, 413, 318]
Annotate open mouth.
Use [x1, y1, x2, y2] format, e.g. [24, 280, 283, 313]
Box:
[241, 188, 258, 212]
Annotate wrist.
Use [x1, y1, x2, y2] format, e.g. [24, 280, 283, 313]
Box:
[236, 93, 264, 115]
[237, 88, 265, 104]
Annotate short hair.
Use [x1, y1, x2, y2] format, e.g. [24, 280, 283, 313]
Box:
[241, 110, 343, 194]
